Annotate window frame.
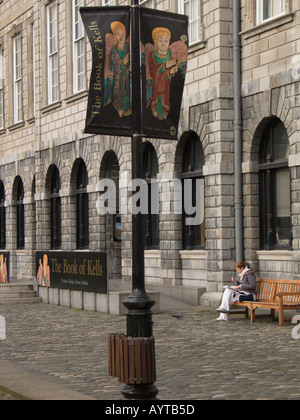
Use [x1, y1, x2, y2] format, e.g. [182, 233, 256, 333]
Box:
[143, 142, 159, 250]
[76, 161, 89, 250]
[102, 0, 117, 6]
[182, 133, 205, 250]
[46, 2, 59, 104]
[72, 0, 86, 94]
[0, 181, 6, 250]
[50, 167, 61, 250]
[256, 0, 285, 25]
[178, 0, 202, 46]
[0, 45, 4, 129]
[13, 34, 22, 124]
[16, 178, 25, 250]
[259, 120, 291, 251]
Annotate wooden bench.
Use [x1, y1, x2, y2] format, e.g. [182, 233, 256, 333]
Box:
[231, 278, 300, 326]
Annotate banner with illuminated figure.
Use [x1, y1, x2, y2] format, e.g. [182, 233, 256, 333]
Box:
[80, 7, 132, 136]
[141, 9, 188, 140]
[80, 7, 188, 140]
[104, 20, 131, 118]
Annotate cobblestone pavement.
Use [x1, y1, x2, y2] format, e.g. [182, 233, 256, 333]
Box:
[0, 302, 300, 400]
[0, 390, 15, 400]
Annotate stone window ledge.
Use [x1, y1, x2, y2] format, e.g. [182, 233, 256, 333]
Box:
[241, 13, 295, 40]
[257, 250, 293, 261]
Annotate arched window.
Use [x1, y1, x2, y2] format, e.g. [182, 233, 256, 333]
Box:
[182, 132, 205, 250]
[50, 167, 61, 250]
[0, 181, 5, 249]
[143, 142, 159, 249]
[76, 160, 89, 249]
[259, 119, 291, 250]
[16, 178, 25, 250]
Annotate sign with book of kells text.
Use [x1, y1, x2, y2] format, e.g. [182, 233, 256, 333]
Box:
[80, 7, 188, 140]
[36, 252, 107, 294]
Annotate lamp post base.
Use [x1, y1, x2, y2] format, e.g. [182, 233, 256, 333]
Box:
[122, 383, 159, 400]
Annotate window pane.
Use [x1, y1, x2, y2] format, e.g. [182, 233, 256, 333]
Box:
[48, 3, 58, 103]
[275, 168, 291, 246]
[74, 0, 84, 40]
[273, 123, 290, 161]
[263, 0, 271, 20]
[73, 0, 85, 94]
[49, 5, 57, 54]
[183, 0, 201, 44]
[272, 0, 283, 17]
[0, 90, 3, 129]
[260, 120, 289, 163]
[0, 48, 3, 128]
[258, 0, 284, 23]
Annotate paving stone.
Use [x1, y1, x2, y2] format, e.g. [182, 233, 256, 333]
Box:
[0, 303, 300, 400]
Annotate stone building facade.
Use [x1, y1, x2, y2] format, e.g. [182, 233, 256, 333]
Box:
[0, 0, 299, 307]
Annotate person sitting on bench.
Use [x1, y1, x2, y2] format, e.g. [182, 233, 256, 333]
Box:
[216, 262, 257, 322]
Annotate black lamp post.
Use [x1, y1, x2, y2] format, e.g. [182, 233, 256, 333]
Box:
[121, 0, 158, 400]
[81, 2, 188, 400]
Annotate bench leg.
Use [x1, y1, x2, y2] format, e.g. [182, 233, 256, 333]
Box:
[279, 309, 284, 326]
[245, 307, 249, 319]
[250, 308, 255, 323]
[271, 309, 275, 322]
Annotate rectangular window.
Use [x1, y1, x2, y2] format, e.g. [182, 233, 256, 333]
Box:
[179, 0, 201, 45]
[0, 47, 4, 129]
[13, 35, 22, 124]
[47, 2, 58, 104]
[256, 0, 285, 24]
[73, 0, 86, 93]
[31, 25, 35, 116]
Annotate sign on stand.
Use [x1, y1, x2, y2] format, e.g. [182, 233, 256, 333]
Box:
[36, 252, 107, 294]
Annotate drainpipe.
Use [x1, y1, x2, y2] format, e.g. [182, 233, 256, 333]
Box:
[233, 0, 244, 263]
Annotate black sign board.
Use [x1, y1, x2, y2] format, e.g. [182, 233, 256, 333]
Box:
[36, 252, 107, 294]
[80, 7, 188, 140]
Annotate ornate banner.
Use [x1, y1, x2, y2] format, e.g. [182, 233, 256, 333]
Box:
[81, 7, 188, 140]
[81, 7, 132, 136]
[140, 9, 188, 140]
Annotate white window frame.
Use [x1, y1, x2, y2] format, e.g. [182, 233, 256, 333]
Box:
[32, 25, 36, 116]
[0, 46, 4, 129]
[179, 0, 201, 46]
[72, 0, 86, 94]
[47, 2, 59, 104]
[256, 0, 285, 25]
[13, 35, 22, 124]
[139, 0, 154, 8]
[102, 0, 116, 6]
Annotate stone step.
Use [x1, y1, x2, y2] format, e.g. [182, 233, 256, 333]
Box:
[0, 282, 34, 290]
[0, 291, 38, 298]
[0, 282, 41, 304]
[0, 297, 42, 304]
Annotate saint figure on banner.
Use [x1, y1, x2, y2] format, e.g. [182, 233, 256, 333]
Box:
[104, 21, 132, 118]
[142, 27, 188, 121]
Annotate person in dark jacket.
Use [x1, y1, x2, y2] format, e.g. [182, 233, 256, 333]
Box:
[216, 262, 257, 321]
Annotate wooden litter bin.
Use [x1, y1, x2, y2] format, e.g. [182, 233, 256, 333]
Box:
[109, 333, 156, 385]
